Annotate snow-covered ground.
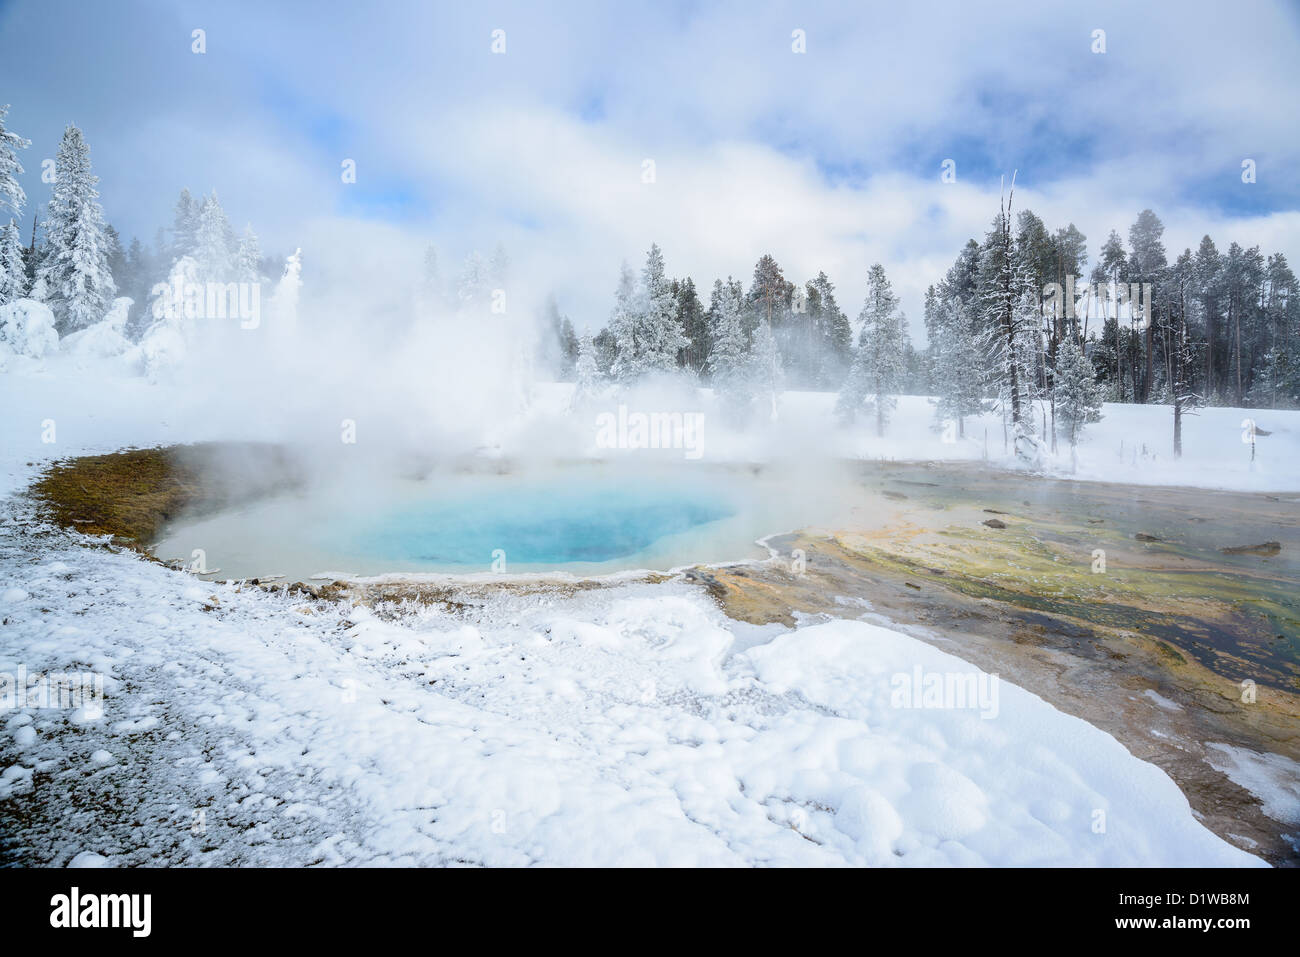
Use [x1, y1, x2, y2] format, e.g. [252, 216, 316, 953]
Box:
[0, 359, 1286, 866]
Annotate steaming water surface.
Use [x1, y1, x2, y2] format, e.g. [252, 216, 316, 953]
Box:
[153, 463, 863, 579]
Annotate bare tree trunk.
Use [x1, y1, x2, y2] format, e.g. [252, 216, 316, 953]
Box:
[1144, 312, 1154, 403]
[1234, 302, 1243, 406]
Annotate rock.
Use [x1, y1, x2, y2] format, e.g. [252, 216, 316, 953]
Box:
[1220, 542, 1282, 557]
[984, 508, 1007, 514]
[883, 490, 908, 500]
[982, 518, 1006, 529]
[1135, 533, 1161, 542]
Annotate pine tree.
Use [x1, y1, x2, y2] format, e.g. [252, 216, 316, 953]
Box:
[1252, 253, 1300, 408]
[637, 243, 687, 373]
[172, 189, 198, 260]
[194, 191, 233, 281]
[746, 255, 790, 345]
[1127, 209, 1167, 403]
[674, 276, 707, 373]
[1093, 229, 1129, 399]
[929, 287, 985, 436]
[810, 271, 852, 387]
[1053, 336, 1103, 463]
[104, 224, 126, 291]
[0, 104, 31, 221]
[571, 333, 602, 409]
[611, 244, 687, 381]
[122, 236, 153, 340]
[37, 125, 116, 334]
[607, 261, 638, 383]
[1193, 235, 1224, 401]
[235, 226, 262, 283]
[837, 263, 907, 435]
[0, 218, 27, 304]
[978, 180, 1037, 461]
[539, 295, 578, 378]
[707, 277, 753, 423]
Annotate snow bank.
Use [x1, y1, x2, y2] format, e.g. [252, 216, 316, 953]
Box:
[0, 298, 59, 360]
[60, 297, 139, 370]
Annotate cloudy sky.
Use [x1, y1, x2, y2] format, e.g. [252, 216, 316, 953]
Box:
[2, 0, 1298, 340]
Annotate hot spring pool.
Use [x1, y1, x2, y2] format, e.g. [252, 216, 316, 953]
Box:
[348, 481, 733, 566]
[152, 464, 863, 580]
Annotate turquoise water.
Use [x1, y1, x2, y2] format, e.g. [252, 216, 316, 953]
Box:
[345, 480, 735, 567]
[153, 464, 850, 579]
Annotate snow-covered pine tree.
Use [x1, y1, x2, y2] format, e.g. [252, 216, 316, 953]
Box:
[607, 260, 639, 384]
[1053, 335, 1103, 465]
[674, 276, 707, 374]
[571, 333, 602, 410]
[104, 224, 127, 293]
[977, 178, 1038, 461]
[810, 271, 852, 388]
[1094, 229, 1128, 400]
[538, 295, 578, 378]
[836, 263, 907, 435]
[559, 317, 578, 375]
[929, 288, 985, 437]
[0, 219, 27, 304]
[37, 125, 116, 334]
[0, 105, 31, 222]
[636, 243, 688, 375]
[609, 245, 687, 382]
[172, 189, 198, 261]
[707, 277, 754, 424]
[194, 191, 234, 282]
[236, 226, 262, 283]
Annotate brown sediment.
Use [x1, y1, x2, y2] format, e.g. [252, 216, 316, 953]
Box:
[1221, 542, 1283, 556]
[29, 446, 204, 547]
[28, 443, 304, 551]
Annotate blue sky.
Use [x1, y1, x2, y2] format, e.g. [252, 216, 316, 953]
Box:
[2, 0, 1298, 337]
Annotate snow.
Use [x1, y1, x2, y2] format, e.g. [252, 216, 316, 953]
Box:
[0, 297, 59, 360]
[1204, 743, 1300, 828]
[0, 359, 1283, 866]
[1143, 689, 1183, 712]
[538, 385, 1300, 493]
[60, 297, 138, 370]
